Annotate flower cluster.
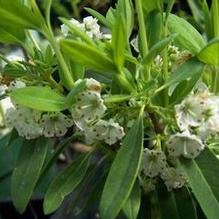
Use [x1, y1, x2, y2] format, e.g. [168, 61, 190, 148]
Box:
[154, 45, 181, 72]
[72, 79, 125, 145]
[167, 87, 219, 159]
[6, 105, 73, 139]
[3, 78, 125, 145]
[61, 16, 111, 40]
[140, 148, 187, 191]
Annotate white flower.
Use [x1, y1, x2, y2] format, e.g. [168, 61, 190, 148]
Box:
[199, 96, 219, 132]
[8, 80, 26, 91]
[72, 91, 106, 122]
[167, 131, 205, 159]
[168, 45, 180, 57]
[141, 149, 167, 177]
[175, 95, 204, 130]
[40, 112, 73, 137]
[82, 123, 98, 144]
[6, 105, 42, 139]
[61, 18, 84, 37]
[92, 119, 125, 145]
[83, 16, 102, 39]
[161, 167, 187, 191]
[61, 16, 110, 40]
[85, 78, 101, 93]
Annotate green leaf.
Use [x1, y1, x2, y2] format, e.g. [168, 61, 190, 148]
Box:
[195, 148, 219, 202]
[197, 38, 219, 65]
[187, 0, 204, 24]
[43, 153, 91, 214]
[70, 62, 85, 81]
[99, 107, 144, 219]
[117, 0, 134, 38]
[142, 0, 161, 14]
[158, 188, 180, 219]
[169, 60, 205, 104]
[146, 10, 162, 49]
[106, 7, 116, 26]
[167, 14, 206, 54]
[11, 138, 49, 213]
[166, 59, 205, 89]
[104, 94, 132, 104]
[0, 0, 42, 29]
[123, 180, 141, 219]
[60, 39, 116, 73]
[143, 34, 178, 64]
[85, 7, 111, 28]
[158, 186, 197, 219]
[3, 63, 28, 78]
[178, 149, 219, 219]
[0, 23, 25, 44]
[10, 86, 68, 112]
[112, 15, 126, 70]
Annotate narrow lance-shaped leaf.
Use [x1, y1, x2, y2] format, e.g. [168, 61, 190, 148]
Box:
[117, 0, 134, 37]
[11, 138, 50, 213]
[43, 153, 91, 214]
[123, 180, 141, 219]
[178, 149, 219, 219]
[60, 39, 117, 73]
[99, 106, 144, 219]
[156, 59, 205, 95]
[112, 15, 126, 70]
[158, 186, 197, 219]
[10, 86, 69, 112]
[146, 10, 162, 49]
[195, 148, 219, 202]
[169, 60, 205, 104]
[85, 7, 111, 28]
[167, 13, 206, 54]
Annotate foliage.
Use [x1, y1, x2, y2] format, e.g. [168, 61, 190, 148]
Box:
[0, 0, 219, 219]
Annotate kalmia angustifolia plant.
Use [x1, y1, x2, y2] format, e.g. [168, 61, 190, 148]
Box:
[0, 0, 219, 218]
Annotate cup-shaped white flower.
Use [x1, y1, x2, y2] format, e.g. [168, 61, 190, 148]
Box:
[61, 18, 85, 36]
[161, 167, 187, 191]
[61, 16, 111, 40]
[40, 112, 73, 137]
[83, 16, 102, 39]
[72, 91, 107, 122]
[6, 106, 42, 139]
[175, 95, 204, 130]
[93, 119, 125, 145]
[141, 149, 167, 178]
[197, 96, 219, 137]
[167, 131, 205, 159]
